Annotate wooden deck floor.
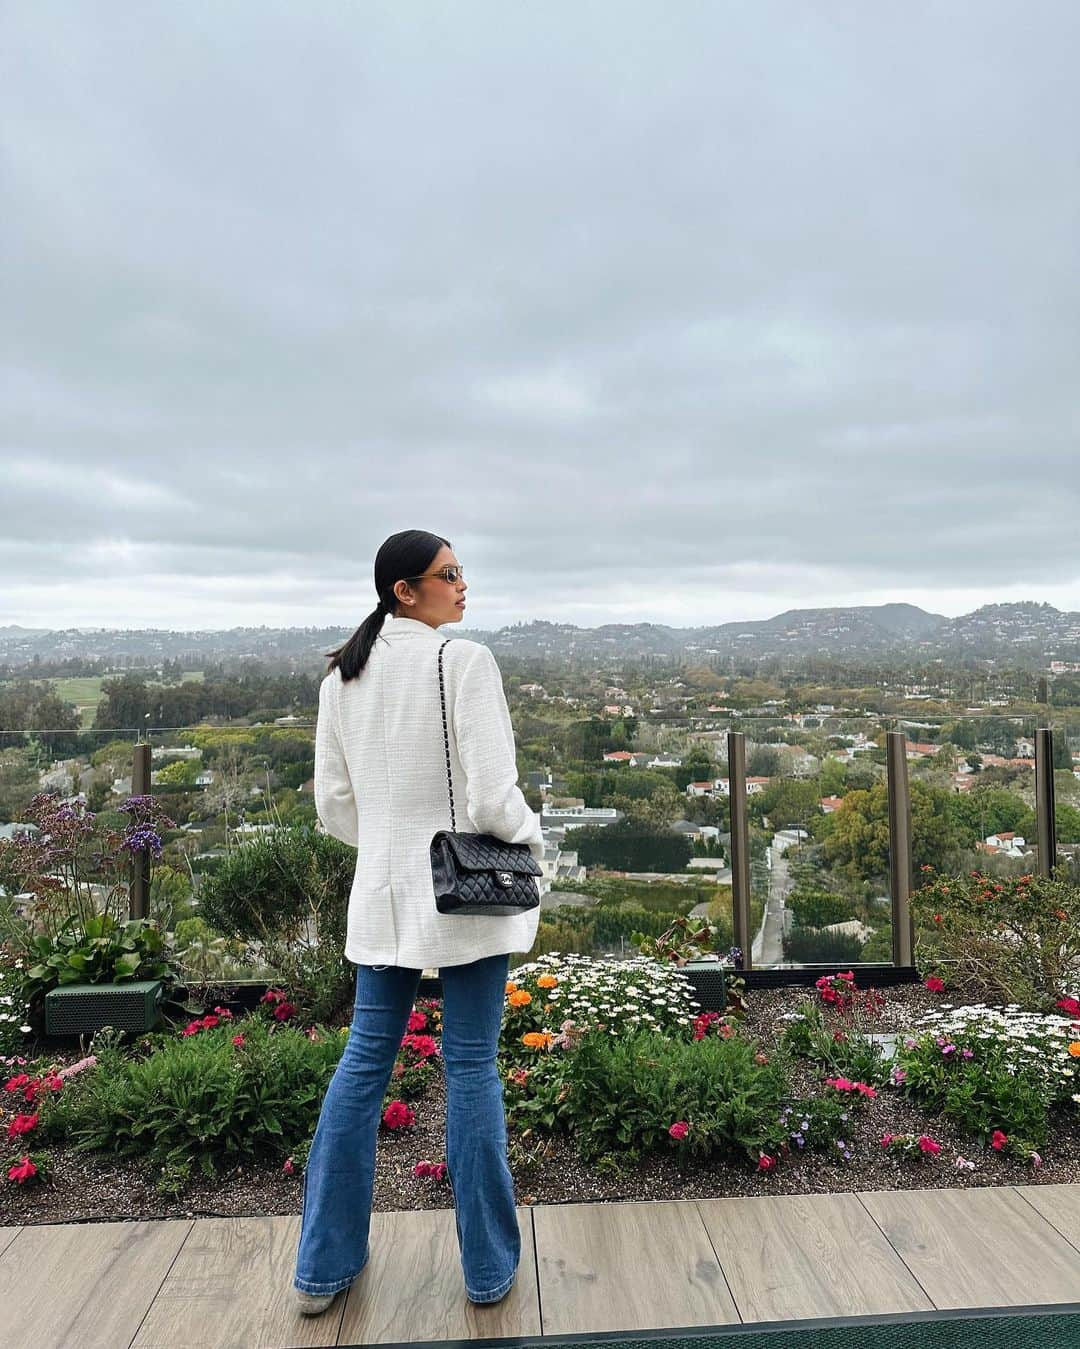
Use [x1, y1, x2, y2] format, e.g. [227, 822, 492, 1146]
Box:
[2, 1184, 1079, 1347]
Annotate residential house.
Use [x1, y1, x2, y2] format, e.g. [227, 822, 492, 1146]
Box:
[819, 795, 844, 813]
[980, 832, 1029, 858]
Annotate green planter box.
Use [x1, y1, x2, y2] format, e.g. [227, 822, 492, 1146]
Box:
[44, 980, 166, 1036]
[680, 960, 728, 1012]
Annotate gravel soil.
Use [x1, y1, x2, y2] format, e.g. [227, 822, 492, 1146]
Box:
[2, 982, 1077, 1227]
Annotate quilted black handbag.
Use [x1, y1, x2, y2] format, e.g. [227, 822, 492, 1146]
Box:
[429, 638, 543, 915]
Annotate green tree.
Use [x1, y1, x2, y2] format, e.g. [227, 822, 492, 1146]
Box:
[818, 757, 847, 796]
[155, 759, 200, 788]
[824, 782, 958, 884]
[566, 818, 693, 872]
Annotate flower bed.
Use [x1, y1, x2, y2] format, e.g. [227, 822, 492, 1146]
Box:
[1, 958, 1078, 1226]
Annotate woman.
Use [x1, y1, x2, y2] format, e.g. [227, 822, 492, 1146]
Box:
[293, 529, 545, 1316]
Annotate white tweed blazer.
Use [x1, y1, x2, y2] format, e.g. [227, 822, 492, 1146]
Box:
[314, 612, 544, 969]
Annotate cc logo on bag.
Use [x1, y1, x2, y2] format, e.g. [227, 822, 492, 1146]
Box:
[496, 872, 514, 888]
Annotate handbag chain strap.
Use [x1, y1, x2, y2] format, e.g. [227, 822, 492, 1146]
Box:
[436, 638, 456, 831]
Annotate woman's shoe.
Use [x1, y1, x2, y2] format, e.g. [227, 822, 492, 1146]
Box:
[295, 1288, 338, 1315]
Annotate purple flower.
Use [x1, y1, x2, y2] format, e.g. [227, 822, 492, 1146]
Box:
[121, 825, 164, 859]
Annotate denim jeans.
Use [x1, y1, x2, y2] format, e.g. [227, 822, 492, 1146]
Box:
[293, 952, 521, 1302]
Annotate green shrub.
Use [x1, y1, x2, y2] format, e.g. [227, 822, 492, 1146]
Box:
[557, 1027, 789, 1164]
[782, 929, 865, 964]
[788, 888, 856, 929]
[912, 868, 1080, 1010]
[39, 1013, 344, 1195]
[196, 825, 356, 1020]
[778, 999, 891, 1087]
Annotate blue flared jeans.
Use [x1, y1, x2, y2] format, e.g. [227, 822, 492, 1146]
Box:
[293, 952, 521, 1302]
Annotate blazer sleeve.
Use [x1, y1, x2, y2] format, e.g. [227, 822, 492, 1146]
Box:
[314, 674, 359, 847]
[453, 644, 545, 863]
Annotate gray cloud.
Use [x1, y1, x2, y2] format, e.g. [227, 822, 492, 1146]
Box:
[2, 1, 1079, 631]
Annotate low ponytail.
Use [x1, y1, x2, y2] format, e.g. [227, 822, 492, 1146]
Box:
[325, 529, 451, 682]
[326, 596, 391, 681]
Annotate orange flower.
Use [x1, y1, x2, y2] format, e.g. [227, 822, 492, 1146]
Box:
[508, 990, 532, 1007]
[522, 1031, 553, 1049]
[537, 974, 559, 988]
[1055, 909, 1068, 921]
[505, 981, 518, 994]
[1068, 1042, 1080, 1058]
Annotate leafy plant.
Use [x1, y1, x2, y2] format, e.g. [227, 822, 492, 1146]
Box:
[196, 824, 356, 1021]
[778, 999, 891, 1087]
[38, 1011, 344, 1195]
[556, 1027, 790, 1165]
[892, 1008, 1070, 1149]
[20, 913, 180, 1009]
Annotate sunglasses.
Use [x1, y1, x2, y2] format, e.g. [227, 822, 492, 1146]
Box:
[402, 566, 464, 585]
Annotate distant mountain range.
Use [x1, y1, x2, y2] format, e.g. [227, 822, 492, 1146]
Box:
[2, 602, 1079, 668]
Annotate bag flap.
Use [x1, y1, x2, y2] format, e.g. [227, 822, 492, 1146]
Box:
[436, 830, 542, 876]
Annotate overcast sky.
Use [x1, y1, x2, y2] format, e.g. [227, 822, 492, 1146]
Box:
[3, 2, 1078, 633]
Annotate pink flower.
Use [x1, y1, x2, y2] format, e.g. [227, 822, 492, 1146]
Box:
[7, 1155, 36, 1184]
[282, 1157, 295, 1174]
[6, 1112, 39, 1140]
[917, 1136, 941, 1155]
[407, 1010, 428, 1032]
[1055, 997, 1080, 1016]
[991, 1129, 1008, 1150]
[1030, 1151, 1043, 1169]
[757, 1153, 777, 1172]
[954, 1156, 975, 1171]
[924, 976, 946, 993]
[880, 1133, 894, 1147]
[668, 1121, 689, 1140]
[55, 1056, 97, 1081]
[891, 1067, 907, 1085]
[232, 1034, 245, 1047]
[960, 1048, 974, 1059]
[401, 1033, 440, 1061]
[414, 1159, 449, 1180]
[825, 1077, 876, 1098]
[382, 1100, 416, 1130]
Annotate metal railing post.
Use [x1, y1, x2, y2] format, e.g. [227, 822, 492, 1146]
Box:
[727, 731, 752, 970]
[130, 742, 152, 920]
[886, 730, 914, 966]
[1035, 727, 1057, 879]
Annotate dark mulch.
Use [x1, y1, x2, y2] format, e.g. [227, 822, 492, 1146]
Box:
[2, 982, 1076, 1227]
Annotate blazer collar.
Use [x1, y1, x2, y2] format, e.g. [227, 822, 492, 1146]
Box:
[381, 614, 446, 638]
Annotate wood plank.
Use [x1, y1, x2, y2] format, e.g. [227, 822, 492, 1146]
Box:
[1013, 1183, 1080, 1257]
[131, 1216, 345, 1349]
[340, 1207, 541, 1344]
[0, 1219, 191, 1349]
[0, 1225, 22, 1260]
[696, 1193, 935, 1323]
[532, 1198, 739, 1336]
[858, 1185, 1080, 1308]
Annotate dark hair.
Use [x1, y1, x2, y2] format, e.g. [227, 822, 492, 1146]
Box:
[326, 529, 451, 681]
